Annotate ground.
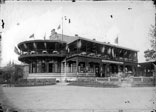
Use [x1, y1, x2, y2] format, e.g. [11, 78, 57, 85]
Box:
[0, 84, 156, 112]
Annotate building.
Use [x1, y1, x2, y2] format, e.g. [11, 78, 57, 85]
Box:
[137, 61, 156, 77]
[17, 34, 138, 81]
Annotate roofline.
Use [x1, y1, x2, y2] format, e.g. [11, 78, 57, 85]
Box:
[75, 36, 139, 52]
[139, 60, 156, 64]
[18, 39, 67, 48]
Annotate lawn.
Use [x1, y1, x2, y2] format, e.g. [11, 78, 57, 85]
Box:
[0, 84, 156, 112]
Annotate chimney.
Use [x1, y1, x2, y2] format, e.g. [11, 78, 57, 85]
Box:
[75, 34, 78, 37]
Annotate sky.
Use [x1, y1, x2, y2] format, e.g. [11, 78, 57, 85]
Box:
[0, 1, 155, 66]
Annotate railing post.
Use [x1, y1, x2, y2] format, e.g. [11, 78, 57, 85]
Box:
[108, 77, 110, 82]
[141, 76, 143, 82]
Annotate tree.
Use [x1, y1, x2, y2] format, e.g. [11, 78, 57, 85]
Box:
[1, 63, 24, 83]
[13, 65, 24, 82]
[144, 25, 156, 61]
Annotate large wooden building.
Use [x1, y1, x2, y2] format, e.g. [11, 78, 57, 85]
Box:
[18, 34, 138, 80]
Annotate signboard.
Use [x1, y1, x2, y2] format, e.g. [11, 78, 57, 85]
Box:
[102, 60, 123, 64]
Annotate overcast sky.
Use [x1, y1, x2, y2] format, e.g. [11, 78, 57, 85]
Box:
[0, 1, 155, 66]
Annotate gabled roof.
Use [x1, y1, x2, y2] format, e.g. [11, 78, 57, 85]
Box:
[56, 34, 79, 44]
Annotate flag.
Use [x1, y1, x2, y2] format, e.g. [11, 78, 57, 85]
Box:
[24, 43, 27, 49]
[124, 51, 127, 56]
[14, 46, 20, 55]
[57, 25, 61, 30]
[112, 48, 115, 57]
[77, 40, 82, 48]
[69, 19, 71, 23]
[1, 19, 5, 29]
[29, 34, 34, 38]
[66, 45, 70, 53]
[33, 43, 37, 49]
[44, 42, 47, 48]
[115, 37, 118, 44]
[107, 48, 111, 55]
[101, 46, 105, 53]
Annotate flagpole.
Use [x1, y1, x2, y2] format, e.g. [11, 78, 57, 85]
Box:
[62, 16, 63, 41]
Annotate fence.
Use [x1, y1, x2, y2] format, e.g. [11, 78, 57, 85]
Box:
[14, 78, 56, 87]
[75, 76, 155, 87]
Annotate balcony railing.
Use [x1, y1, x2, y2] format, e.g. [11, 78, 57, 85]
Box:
[21, 49, 67, 56]
[67, 51, 138, 63]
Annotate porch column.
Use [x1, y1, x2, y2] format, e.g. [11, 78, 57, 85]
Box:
[35, 62, 37, 73]
[71, 63, 72, 73]
[117, 65, 120, 73]
[29, 63, 32, 73]
[100, 63, 102, 77]
[132, 65, 135, 76]
[85, 61, 89, 76]
[46, 62, 49, 73]
[106, 64, 110, 77]
[67, 62, 70, 73]
[64, 60, 67, 77]
[123, 65, 126, 74]
[61, 62, 64, 73]
[36, 61, 40, 73]
[76, 58, 79, 76]
[105, 64, 108, 77]
[55, 62, 58, 73]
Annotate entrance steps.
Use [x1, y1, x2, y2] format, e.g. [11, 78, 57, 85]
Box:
[56, 82, 69, 86]
[121, 78, 132, 87]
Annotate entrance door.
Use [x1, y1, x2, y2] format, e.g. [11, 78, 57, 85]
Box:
[49, 63, 53, 73]
[102, 64, 106, 77]
[95, 66, 100, 77]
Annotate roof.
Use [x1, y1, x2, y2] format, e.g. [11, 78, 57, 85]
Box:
[56, 34, 79, 44]
[18, 39, 67, 52]
[77, 36, 139, 52]
[56, 33, 139, 52]
[139, 60, 156, 65]
[18, 33, 139, 52]
[18, 39, 66, 47]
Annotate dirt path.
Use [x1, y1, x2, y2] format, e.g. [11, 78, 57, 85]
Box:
[1, 85, 156, 112]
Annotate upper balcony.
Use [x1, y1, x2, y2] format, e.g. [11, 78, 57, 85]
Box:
[18, 40, 67, 63]
[67, 38, 138, 63]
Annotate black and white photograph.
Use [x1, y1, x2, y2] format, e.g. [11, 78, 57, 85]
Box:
[0, 0, 156, 112]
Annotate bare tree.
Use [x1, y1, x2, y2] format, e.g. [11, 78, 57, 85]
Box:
[144, 25, 156, 61]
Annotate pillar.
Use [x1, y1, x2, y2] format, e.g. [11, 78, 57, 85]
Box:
[35, 62, 37, 73]
[71, 63, 72, 73]
[105, 64, 108, 77]
[117, 65, 120, 73]
[76, 58, 79, 76]
[100, 63, 102, 77]
[37, 61, 39, 73]
[103, 64, 106, 77]
[132, 65, 135, 76]
[29, 63, 32, 73]
[55, 62, 58, 73]
[46, 62, 49, 73]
